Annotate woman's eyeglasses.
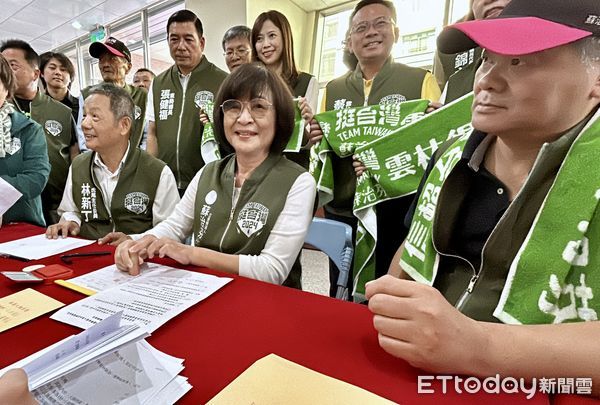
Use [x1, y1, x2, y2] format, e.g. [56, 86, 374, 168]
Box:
[220, 99, 273, 119]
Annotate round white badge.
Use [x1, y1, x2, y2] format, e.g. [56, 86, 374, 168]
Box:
[205, 190, 217, 205]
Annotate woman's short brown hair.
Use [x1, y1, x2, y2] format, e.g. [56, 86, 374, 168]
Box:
[0, 54, 16, 99]
[212, 62, 294, 155]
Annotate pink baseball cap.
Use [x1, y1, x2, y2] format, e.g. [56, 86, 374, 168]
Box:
[437, 0, 599, 56]
[89, 36, 131, 62]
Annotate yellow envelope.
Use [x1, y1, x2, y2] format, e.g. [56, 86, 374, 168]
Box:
[207, 354, 396, 405]
[0, 288, 64, 333]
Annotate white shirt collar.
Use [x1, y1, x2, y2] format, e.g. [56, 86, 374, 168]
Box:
[93, 142, 131, 176]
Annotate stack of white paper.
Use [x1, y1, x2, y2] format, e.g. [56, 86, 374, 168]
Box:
[1, 312, 192, 404]
[0, 312, 149, 389]
[52, 263, 232, 332]
[32, 340, 192, 404]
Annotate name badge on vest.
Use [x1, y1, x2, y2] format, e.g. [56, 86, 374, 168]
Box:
[44, 120, 63, 136]
[454, 49, 476, 70]
[195, 91, 214, 109]
[379, 94, 406, 105]
[333, 99, 352, 110]
[159, 90, 175, 120]
[196, 190, 217, 242]
[237, 202, 269, 237]
[80, 182, 99, 221]
[134, 106, 142, 120]
[124, 192, 150, 214]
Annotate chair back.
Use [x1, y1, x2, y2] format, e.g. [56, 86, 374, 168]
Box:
[304, 218, 353, 300]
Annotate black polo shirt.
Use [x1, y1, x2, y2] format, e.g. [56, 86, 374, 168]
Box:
[405, 130, 510, 271]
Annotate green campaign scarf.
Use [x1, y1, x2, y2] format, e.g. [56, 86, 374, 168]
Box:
[402, 108, 600, 325]
[311, 94, 474, 295]
[200, 103, 305, 163]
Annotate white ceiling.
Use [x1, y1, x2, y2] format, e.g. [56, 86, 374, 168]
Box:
[0, 0, 158, 53]
[0, 0, 350, 54]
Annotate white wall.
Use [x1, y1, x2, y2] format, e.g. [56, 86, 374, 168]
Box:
[246, 0, 316, 73]
[185, 0, 316, 74]
[186, 0, 247, 72]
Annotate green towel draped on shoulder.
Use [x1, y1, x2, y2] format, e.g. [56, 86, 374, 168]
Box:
[310, 94, 474, 294]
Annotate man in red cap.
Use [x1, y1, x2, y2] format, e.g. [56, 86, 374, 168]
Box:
[79, 37, 147, 151]
[368, 0, 600, 394]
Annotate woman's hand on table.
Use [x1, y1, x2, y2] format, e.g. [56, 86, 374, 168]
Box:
[146, 237, 193, 265]
[115, 235, 157, 275]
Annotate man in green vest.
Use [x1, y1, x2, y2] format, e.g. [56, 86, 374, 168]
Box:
[0, 39, 79, 225]
[434, 0, 511, 103]
[312, 0, 441, 298]
[46, 83, 179, 244]
[145, 10, 227, 195]
[368, 0, 600, 393]
[80, 37, 147, 150]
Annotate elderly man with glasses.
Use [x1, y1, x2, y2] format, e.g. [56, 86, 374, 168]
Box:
[221, 25, 253, 72]
[311, 0, 441, 299]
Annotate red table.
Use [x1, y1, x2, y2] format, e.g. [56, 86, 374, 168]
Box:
[0, 223, 593, 404]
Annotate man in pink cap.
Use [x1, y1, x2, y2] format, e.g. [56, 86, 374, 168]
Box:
[79, 37, 147, 151]
[368, 0, 600, 394]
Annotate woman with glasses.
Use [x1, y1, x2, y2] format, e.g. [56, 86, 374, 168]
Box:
[252, 10, 319, 168]
[116, 63, 316, 288]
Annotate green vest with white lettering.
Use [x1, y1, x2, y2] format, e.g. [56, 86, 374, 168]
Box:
[444, 47, 483, 103]
[324, 58, 426, 214]
[152, 57, 227, 190]
[24, 92, 75, 218]
[71, 146, 165, 239]
[192, 154, 304, 288]
[82, 83, 147, 148]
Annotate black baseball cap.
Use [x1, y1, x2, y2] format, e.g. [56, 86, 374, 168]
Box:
[437, 0, 600, 55]
[89, 36, 131, 62]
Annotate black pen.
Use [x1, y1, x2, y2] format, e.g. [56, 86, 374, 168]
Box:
[60, 251, 111, 264]
[0, 253, 30, 262]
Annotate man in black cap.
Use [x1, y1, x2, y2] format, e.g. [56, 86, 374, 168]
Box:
[80, 37, 147, 150]
[367, 0, 600, 393]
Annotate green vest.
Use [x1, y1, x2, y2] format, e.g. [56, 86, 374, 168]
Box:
[192, 154, 304, 288]
[152, 57, 228, 190]
[324, 59, 426, 214]
[285, 72, 315, 169]
[18, 92, 75, 218]
[444, 47, 483, 103]
[71, 146, 165, 239]
[82, 84, 147, 148]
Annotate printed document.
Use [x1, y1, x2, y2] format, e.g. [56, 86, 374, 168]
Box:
[51, 264, 232, 332]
